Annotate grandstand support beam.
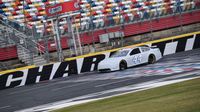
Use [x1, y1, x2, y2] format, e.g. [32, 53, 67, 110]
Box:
[74, 16, 83, 55]
[120, 32, 124, 47]
[89, 7, 96, 52]
[91, 30, 96, 52]
[43, 23, 50, 63]
[66, 16, 83, 56]
[179, 10, 183, 32]
[150, 17, 153, 41]
[67, 16, 78, 56]
[51, 19, 63, 62]
[22, 0, 26, 25]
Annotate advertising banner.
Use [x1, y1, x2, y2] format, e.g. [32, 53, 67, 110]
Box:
[45, 0, 80, 17]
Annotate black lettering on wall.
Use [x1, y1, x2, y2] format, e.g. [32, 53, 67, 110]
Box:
[193, 34, 200, 49]
[53, 60, 78, 79]
[110, 51, 117, 57]
[68, 60, 78, 75]
[7, 71, 25, 88]
[81, 54, 106, 72]
[25, 64, 53, 85]
[174, 36, 193, 52]
[152, 40, 172, 55]
[0, 71, 24, 90]
[0, 74, 9, 90]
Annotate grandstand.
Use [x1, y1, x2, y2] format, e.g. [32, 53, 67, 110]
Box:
[1, 0, 200, 32]
[0, 0, 200, 70]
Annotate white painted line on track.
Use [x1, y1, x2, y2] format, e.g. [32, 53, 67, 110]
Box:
[17, 76, 200, 112]
[8, 80, 88, 95]
[0, 106, 10, 110]
[16, 72, 200, 112]
[95, 78, 133, 87]
[8, 81, 70, 95]
[52, 81, 92, 91]
[95, 70, 200, 88]
[8, 84, 56, 95]
[52, 76, 200, 111]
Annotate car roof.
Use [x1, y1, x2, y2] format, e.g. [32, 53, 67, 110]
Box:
[139, 45, 150, 47]
[119, 48, 132, 51]
[119, 45, 150, 51]
[119, 47, 139, 51]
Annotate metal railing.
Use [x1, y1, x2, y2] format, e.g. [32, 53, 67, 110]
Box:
[0, 17, 49, 65]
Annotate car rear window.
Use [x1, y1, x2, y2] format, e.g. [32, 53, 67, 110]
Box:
[130, 48, 140, 55]
[110, 50, 130, 58]
[141, 47, 150, 52]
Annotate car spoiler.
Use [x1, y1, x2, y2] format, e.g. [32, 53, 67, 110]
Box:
[150, 45, 158, 49]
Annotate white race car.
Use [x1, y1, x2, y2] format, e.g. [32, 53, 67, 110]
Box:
[98, 45, 162, 72]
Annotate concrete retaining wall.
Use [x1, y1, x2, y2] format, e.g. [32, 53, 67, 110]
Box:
[0, 31, 199, 90]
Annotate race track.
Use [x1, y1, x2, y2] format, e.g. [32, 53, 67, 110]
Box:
[0, 49, 200, 112]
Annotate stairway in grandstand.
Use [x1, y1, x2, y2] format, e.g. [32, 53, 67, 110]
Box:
[0, 25, 15, 47]
[0, 38, 15, 48]
[0, 21, 47, 66]
[17, 45, 47, 66]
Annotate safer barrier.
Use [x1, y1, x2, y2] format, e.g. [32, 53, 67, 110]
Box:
[0, 31, 200, 90]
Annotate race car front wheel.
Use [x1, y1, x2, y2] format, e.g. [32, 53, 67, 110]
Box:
[120, 61, 127, 70]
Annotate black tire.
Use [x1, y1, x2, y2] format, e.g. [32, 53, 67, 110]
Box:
[120, 61, 127, 70]
[148, 54, 156, 64]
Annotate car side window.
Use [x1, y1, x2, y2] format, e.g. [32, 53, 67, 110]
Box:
[130, 48, 140, 55]
[141, 47, 150, 52]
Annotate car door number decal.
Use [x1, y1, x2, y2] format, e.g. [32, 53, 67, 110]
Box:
[133, 55, 142, 64]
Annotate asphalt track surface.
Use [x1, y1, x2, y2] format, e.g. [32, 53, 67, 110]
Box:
[0, 49, 200, 112]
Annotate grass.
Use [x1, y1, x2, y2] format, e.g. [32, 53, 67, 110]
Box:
[54, 78, 200, 112]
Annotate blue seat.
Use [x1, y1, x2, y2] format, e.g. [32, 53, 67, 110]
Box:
[114, 0, 121, 3]
[111, 7, 118, 12]
[143, 11, 149, 19]
[121, 6, 128, 10]
[149, 6, 155, 9]
[135, 3, 141, 8]
[86, 0, 93, 3]
[0, 4, 6, 8]
[25, 5, 30, 9]
[0, 10, 4, 13]
[91, 2, 96, 7]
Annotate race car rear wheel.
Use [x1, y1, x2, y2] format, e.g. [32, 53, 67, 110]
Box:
[120, 61, 127, 70]
[148, 54, 156, 64]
